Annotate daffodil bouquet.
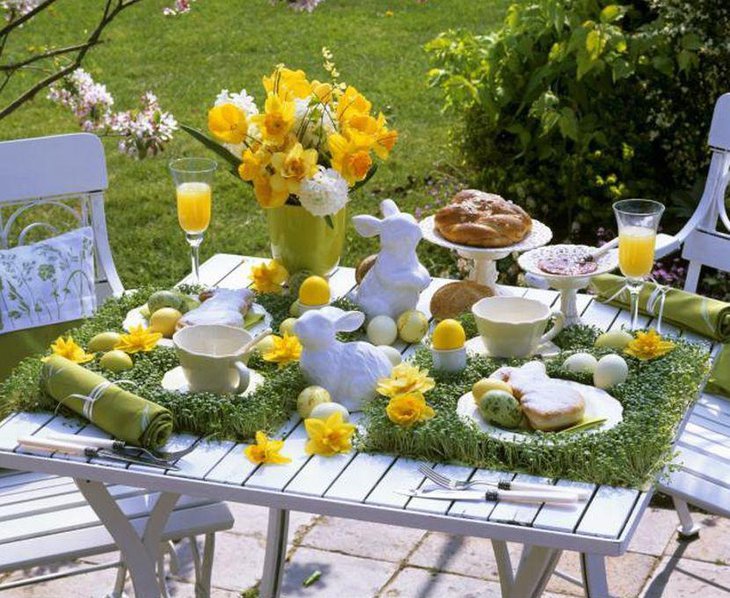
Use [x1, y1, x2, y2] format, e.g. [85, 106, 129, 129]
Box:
[183, 56, 398, 223]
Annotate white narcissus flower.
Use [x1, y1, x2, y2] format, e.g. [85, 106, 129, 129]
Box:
[298, 168, 349, 217]
[215, 89, 259, 157]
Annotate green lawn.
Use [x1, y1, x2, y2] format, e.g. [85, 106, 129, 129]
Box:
[0, 0, 510, 288]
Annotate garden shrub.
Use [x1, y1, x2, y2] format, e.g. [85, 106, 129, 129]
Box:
[426, 0, 730, 237]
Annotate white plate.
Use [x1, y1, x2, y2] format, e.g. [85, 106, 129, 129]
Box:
[518, 244, 618, 283]
[420, 215, 553, 257]
[161, 366, 266, 396]
[457, 379, 623, 443]
[123, 301, 272, 348]
[465, 336, 560, 359]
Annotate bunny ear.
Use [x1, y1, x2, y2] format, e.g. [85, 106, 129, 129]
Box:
[352, 214, 381, 238]
[334, 310, 365, 332]
[380, 199, 400, 218]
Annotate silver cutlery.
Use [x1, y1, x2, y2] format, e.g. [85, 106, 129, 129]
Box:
[47, 432, 195, 464]
[418, 465, 591, 500]
[401, 488, 579, 505]
[17, 436, 178, 470]
[578, 237, 619, 265]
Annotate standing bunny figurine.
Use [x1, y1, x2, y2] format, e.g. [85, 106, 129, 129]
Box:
[352, 199, 431, 320]
[294, 306, 393, 411]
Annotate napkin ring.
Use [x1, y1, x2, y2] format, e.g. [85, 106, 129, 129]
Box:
[55, 379, 137, 420]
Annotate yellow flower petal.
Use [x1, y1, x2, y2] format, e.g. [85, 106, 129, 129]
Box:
[244, 431, 290, 464]
[624, 329, 675, 361]
[262, 333, 302, 367]
[377, 363, 435, 398]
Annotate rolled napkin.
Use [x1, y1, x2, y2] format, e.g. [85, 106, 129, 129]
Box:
[41, 355, 173, 448]
[590, 274, 730, 396]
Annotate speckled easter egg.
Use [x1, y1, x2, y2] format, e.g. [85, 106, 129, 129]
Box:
[478, 390, 522, 429]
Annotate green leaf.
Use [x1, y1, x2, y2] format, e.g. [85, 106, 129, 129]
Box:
[651, 55, 674, 77]
[351, 164, 378, 192]
[180, 124, 241, 169]
[681, 32, 702, 51]
[324, 214, 334, 229]
[599, 5, 623, 24]
[586, 30, 602, 60]
[558, 107, 579, 141]
[677, 49, 698, 73]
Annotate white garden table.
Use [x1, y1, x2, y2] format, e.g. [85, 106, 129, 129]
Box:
[0, 254, 719, 598]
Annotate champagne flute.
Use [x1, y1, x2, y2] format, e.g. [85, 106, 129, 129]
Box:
[613, 199, 665, 331]
[169, 157, 217, 284]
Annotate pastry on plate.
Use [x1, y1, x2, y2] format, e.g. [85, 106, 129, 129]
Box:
[430, 280, 493, 321]
[434, 189, 532, 248]
[176, 288, 254, 329]
[490, 361, 548, 398]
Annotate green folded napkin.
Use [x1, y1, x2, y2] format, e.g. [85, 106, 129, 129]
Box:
[40, 355, 173, 448]
[590, 274, 730, 396]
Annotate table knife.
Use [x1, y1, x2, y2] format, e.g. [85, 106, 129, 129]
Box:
[401, 488, 579, 505]
[17, 436, 176, 470]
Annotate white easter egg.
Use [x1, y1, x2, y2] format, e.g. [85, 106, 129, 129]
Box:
[297, 386, 331, 418]
[593, 354, 629, 389]
[367, 315, 398, 346]
[378, 345, 403, 366]
[310, 402, 350, 422]
[563, 352, 598, 374]
[279, 317, 298, 337]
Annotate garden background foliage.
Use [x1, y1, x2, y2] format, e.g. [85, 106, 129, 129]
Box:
[426, 0, 730, 237]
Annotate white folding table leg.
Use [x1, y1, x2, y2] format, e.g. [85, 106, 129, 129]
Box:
[508, 544, 563, 598]
[580, 553, 610, 598]
[491, 540, 515, 596]
[672, 496, 702, 539]
[75, 479, 180, 598]
[259, 508, 289, 598]
[190, 533, 215, 598]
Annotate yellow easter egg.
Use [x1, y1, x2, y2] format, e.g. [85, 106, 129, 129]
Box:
[431, 319, 466, 350]
[149, 307, 182, 338]
[298, 276, 330, 306]
[472, 378, 513, 404]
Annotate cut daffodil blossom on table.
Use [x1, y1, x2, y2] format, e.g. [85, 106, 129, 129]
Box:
[304, 412, 356, 456]
[377, 363, 435, 398]
[262, 333, 302, 367]
[624, 329, 675, 361]
[250, 259, 289, 294]
[116, 325, 162, 354]
[386, 392, 436, 428]
[244, 431, 291, 465]
[47, 336, 95, 364]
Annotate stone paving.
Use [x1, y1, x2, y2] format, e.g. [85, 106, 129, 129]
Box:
[1, 504, 729, 597]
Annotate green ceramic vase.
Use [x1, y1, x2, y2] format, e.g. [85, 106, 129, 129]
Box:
[266, 204, 347, 276]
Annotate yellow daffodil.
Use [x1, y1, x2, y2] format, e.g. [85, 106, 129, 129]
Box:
[335, 85, 372, 124]
[377, 363, 435, 398]
[263, 333, 302, 367]
[116, 325, 162, 354]
[328, 132, 373, 185]
[270, 142, 319, 196]
[238, 147, 270, 182]
[386, 392, 436, 427]
[311, 80, 334, 104]
[263, 66, 312, 100]
[208, 103, 248, 145]
[48, 336, 95, 364]
[304, 412, 356, 456]
[252, 94, 296, 145]
[244, 431, 291, 464]
[252, 174, 290, 208]
[250, 260, 289, 293]
[343, 112, 398, 160]
[624, 329, 675, 361]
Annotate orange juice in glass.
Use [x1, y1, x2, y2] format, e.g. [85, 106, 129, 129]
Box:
[613, 199, 665, 331]
[169, 158, 217, 284]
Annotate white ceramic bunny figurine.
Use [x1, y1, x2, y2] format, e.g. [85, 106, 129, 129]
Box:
[352, 199, 431, 320]
[294, 306, 393, 411]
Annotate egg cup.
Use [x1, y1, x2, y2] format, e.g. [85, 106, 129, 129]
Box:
[431, 346, 467, 372]
[291, 300, 330, 316]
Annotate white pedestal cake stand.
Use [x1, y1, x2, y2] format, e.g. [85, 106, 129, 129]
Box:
[419, 216, 553, 296]
[518, 245, 619, 326]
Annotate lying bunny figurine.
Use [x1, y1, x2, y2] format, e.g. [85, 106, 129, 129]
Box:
[294, 306, 393, 411]
[352, 199, 431, 320]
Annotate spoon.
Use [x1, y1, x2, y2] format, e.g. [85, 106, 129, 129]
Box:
[234, 327, 273, 359]
[579, 237, 619, 264]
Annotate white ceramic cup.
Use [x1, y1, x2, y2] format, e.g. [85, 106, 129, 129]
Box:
[173, 325, 252, 394]
[471, 296, 565, 358]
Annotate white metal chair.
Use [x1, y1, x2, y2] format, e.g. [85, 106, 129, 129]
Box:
[0, 133, 234, 596]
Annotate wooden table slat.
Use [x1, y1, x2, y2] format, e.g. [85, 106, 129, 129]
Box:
[324, 452, 396, 503]
[532, 479, 597, 533]
[575, 486, 640, 538]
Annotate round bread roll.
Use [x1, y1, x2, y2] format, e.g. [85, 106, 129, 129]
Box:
[434, 190, 532, 248]
[430, 280, 493, 321]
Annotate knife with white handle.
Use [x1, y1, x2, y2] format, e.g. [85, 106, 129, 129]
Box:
[402, 488, 580, 505]
[46, 432, 116, 450]
[484, 480, 591, 500]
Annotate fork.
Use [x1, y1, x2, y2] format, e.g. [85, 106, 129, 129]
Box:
[48, 432, 197, 464]
[418, 465, 591, 500]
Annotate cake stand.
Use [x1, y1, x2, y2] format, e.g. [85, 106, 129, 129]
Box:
[518, 244, 619, 326]
[419, 216, 553, 296]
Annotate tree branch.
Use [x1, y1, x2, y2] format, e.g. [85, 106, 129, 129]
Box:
[0, 0, 60, 39]
[0, 40, 102, 72]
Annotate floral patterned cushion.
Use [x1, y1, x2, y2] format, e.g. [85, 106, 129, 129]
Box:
[0, 227, 96, 334]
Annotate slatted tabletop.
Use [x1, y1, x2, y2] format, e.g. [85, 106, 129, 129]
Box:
[0, 254, 722, 558]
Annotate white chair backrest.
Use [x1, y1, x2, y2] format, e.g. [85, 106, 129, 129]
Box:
[656, 94, 730, 293]
[0, 133, 123, 301]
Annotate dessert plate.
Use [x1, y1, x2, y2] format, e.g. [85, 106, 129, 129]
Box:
[457, 380, 623, 443]
[161, 366, 265, 395]
[123, 301, 272, 348]
[518, 244, 618, 282]
[465, 336, 560, 359]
